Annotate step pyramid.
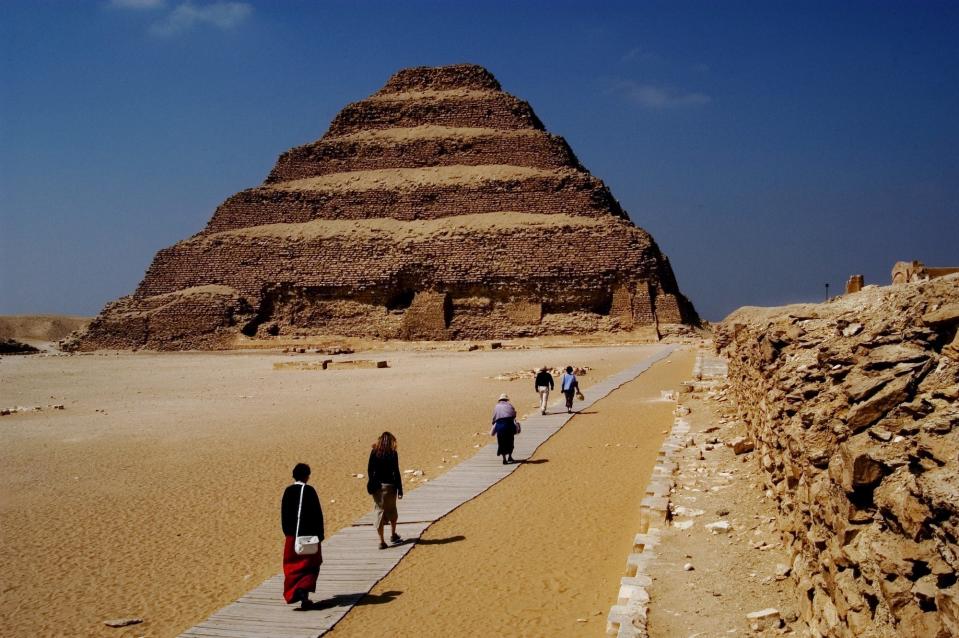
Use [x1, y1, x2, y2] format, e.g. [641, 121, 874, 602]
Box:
[72, 64, 698, 350]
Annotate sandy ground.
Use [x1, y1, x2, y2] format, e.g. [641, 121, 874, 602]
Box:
[646, 358, 802, 637]
[0, 343, 658, 637]
[329, 349, 696, 638]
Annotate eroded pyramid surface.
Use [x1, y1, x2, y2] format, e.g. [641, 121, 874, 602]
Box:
[72, 64, 698, 350]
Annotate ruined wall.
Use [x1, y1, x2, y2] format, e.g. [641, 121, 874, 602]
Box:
[266, 131, 579, 183]
[135, 218, 663, 300]
[893, 261, 959, 285]
[326, 92, 543, 136]
[716, 275, 959, 637]
[66, 286, 255, 351]
[204, 173, 627, 233]
[400, 291, 451, 340]
[846, 274, 865, 294]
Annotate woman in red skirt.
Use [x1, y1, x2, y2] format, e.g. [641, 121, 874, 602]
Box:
[280, 463, 324, 610]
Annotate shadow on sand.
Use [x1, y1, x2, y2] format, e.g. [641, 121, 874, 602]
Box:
[393, 534, 466, 547]
[307, 590, 403, 610]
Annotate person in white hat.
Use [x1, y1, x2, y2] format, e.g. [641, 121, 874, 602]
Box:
[489, 393, 520, 464]
[534, 365, 554, 415]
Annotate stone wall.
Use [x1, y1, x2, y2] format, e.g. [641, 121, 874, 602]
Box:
[327, 93, 543, 137]
[400, 291, 451, 340]
[65, 286, 255, 351]
[716, 275, 959, 637]
[266, 131, 579, 183]
[204, 173, 627, 233]
[137, 217, 666, 300]
[376, 64, 503, 93]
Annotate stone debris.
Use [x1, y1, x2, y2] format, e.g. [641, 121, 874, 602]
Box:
[1, 404, 66, 416]
[746, 608, 782, 632]
[717, 274, 959, 637]
[274, 359, 388, 371]
[487, 365, 589, 381]
[726, 436, 754, 455]
[704, 520, 731, 534]
[605, 413, 691, 637]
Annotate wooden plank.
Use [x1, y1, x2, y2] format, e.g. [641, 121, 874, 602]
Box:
[179, 345, 676, 638]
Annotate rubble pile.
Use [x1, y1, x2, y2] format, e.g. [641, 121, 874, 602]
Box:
[716, 275, 959, 637]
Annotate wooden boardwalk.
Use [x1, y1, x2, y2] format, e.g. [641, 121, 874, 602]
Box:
[179, 344, 678, 638]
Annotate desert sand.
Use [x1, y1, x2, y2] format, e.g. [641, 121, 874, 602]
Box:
[330, 349, 695, 637]
[0, 342, 670, 637]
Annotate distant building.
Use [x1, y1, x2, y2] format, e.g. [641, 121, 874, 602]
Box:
[891, 261, 959, 285]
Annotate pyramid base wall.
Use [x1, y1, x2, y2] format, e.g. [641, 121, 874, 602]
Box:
[68, 282, 689, 350]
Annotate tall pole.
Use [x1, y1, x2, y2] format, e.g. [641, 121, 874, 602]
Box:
[825, 283, 830, 301]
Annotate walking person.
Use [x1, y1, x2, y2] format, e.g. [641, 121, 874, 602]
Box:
[490, 393, 520, 464]
[561, 365, 580, 413]
[534, 365, 554, 415]
[281, 463, 324, 610]
[367, 432, 404, 550]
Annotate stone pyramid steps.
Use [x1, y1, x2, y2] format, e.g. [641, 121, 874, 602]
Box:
[206, 166, 625, 233]
[266, 128, 579, 182]
[70, 64, 698, 351]
[327, 92, 542, 136]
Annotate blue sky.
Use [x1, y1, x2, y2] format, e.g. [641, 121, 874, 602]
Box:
[2, 1, 957, 321]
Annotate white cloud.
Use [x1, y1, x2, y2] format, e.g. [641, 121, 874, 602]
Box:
[110, 0, 166, 8]
[149, 1, 252, 36]
[614, 80, 711, 109]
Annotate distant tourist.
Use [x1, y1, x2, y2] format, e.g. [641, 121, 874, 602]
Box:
[490, 393, 520, 464]
[367, 432, 404, 550]
[534, 366, 554, 415]
[561, 366, 580, 413]
[280, 463, 324, 610]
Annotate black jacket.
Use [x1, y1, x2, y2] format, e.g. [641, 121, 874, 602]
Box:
[534, 370, 555, 390]
[281, 483, 324, 539]
[368, 450, 403, 497]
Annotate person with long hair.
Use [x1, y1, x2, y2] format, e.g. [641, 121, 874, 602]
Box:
[280, 463, 324, 610]
[367, 431, 404, 550]
[489, 393, 520, 464]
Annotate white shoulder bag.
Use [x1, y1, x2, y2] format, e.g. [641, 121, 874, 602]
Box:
[294, 483, 320, 555]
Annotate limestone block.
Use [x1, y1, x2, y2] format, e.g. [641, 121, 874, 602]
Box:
[746, 608, 782, 632]
[727, 436, 754, 454]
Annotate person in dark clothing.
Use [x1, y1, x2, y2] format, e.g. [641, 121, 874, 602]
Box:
[368, 432, 404, 549]
[534, 365, 555, 415]
[489, 393, 520, 464]
[280, 462, 324, 609]
[561, 365, 580, 413]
